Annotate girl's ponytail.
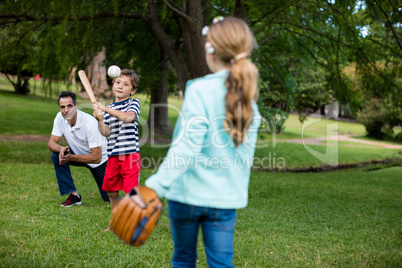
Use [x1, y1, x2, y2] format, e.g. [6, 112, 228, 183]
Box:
[207, 17, 259, 146]
[224, 57, 258, 146]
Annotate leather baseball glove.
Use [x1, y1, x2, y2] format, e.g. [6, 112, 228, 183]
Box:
[110, 186, 163, 247]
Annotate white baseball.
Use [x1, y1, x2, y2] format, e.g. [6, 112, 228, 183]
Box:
[108, 65, 121, 78]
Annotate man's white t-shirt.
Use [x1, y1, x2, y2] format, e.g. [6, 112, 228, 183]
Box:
[51, 109, 108, 168]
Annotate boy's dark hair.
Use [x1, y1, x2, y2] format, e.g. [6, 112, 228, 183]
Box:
[113, 69, 140, 90]
[58, 91, 77, 105]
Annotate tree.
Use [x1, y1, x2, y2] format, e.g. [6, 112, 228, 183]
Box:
[1, 0, 401, 136]
[0, 18, 34, 94]
[351, 1, 402, 138]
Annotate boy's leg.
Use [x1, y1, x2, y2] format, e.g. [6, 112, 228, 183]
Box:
[101, 156, 121, 232]
[107, 191, 120, 209]
[88, 161, 110, 202]
[102, 156, 123, 197]
[51, 152, 77, 196]
[120, 153, 141, 193]
[101, 191, 119, 232]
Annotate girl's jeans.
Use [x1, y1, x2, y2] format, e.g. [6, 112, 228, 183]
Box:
[168, 200, 236, 268]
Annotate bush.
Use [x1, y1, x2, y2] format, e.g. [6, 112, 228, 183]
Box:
[257, 98, 289, 134]
[256, 83, 290, 134]
[395, 131, 402, 142]
[357, 98, 402, 140]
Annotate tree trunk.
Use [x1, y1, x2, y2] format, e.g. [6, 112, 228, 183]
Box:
[234, 0, 249, 20]
[146, 2, 190, 94]
[81, 47, 109, 97]
[147, 57, 172, 136]
[320, 104, 325, 116]
[15, 76, 30, 95]
[183, 0, 210, 79]
[141, 0, 210, 138]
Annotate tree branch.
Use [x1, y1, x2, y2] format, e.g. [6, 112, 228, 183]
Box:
[365, 36, 402, 57]
[283, 27, 330, 66]
[375, 1, 402, 51]
[290, 34, 328, 69]
[324, 0, 360, 45]
[0, 12, 146, 25]
[274, 21, 359, 49]
[3, 74, 16, 87]
[142, 57, 170, 79]
[253, 4, 293, 37]
[386, 0, 398, 15]
[257, 28, 280, 45]
[163, 0, 192, 23]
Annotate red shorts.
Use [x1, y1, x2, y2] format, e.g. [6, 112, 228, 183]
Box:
[102, 153, 141, 193]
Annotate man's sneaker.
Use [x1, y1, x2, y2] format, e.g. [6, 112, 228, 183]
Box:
[61, 193, 82, 207]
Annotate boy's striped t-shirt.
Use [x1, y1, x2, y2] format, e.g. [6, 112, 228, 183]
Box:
[103, 98, 140, 156]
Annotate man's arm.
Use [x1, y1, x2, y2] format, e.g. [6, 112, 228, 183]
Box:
[48, 134, 64, 153]
[48, 134, 103, 165]
[67, 147, 103, 164]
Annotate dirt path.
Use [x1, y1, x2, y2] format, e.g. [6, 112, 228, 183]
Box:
[1, 134, 401, 149]
[0, 135, 50, 142]
[277, 134, 402, 149]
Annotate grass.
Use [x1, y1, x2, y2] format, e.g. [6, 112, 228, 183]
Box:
[0, 89, 400, 170]
[0, 163, 400, 267]
[0, 90, 57, 135]
[0, 81, 401, 267]
[1, 140, 399, 170]
[0, 89, 181, 136]
[258, 114, 368, 141]
[0, 164, 173, 267]
[242, 168, 401, 267]
[253, 142, 400, 169]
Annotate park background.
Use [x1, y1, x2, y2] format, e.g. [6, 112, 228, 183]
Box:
[0, 0, 401, 267]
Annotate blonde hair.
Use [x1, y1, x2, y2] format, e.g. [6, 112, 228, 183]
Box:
[206, 17, 259, 147]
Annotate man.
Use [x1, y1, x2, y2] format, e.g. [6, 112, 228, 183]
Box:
[48, 91, 109, 207]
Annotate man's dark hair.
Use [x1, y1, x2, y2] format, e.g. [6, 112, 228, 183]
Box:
[58, 91, 77, 105]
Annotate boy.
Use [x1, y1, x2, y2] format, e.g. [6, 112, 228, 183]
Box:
[92, 69, 141, 230]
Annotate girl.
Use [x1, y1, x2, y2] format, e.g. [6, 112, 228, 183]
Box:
[145, 17, 261, 267]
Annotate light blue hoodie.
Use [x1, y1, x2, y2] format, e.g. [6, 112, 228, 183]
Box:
[145, 70, 261, 209]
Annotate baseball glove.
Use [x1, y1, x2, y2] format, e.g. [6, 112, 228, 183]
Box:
[110, 186, 163, 247]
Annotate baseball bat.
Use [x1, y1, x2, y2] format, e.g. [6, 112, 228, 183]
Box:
[78, 70, 104, 120]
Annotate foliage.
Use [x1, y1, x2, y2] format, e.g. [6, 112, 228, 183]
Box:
[352, 0, 402, 124]
[0, 0, 401, 134]
[257, 95, 289, 134]
[252, 0, 401, 120]
[395, 131, 402, 142]
[0, 23, 34, 94]
[357, 97, 402, 140]
[253, 1, 356, 116]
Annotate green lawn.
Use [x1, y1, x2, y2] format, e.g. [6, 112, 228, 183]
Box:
[0, 163, 400, 267]
[0, 89, 181, 136]
[285, 114, 367, 137]
[0, 83, 401, 267]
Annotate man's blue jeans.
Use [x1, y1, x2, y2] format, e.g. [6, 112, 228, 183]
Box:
[51, 152, 109, 202]
[168, 200, 236, 268]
